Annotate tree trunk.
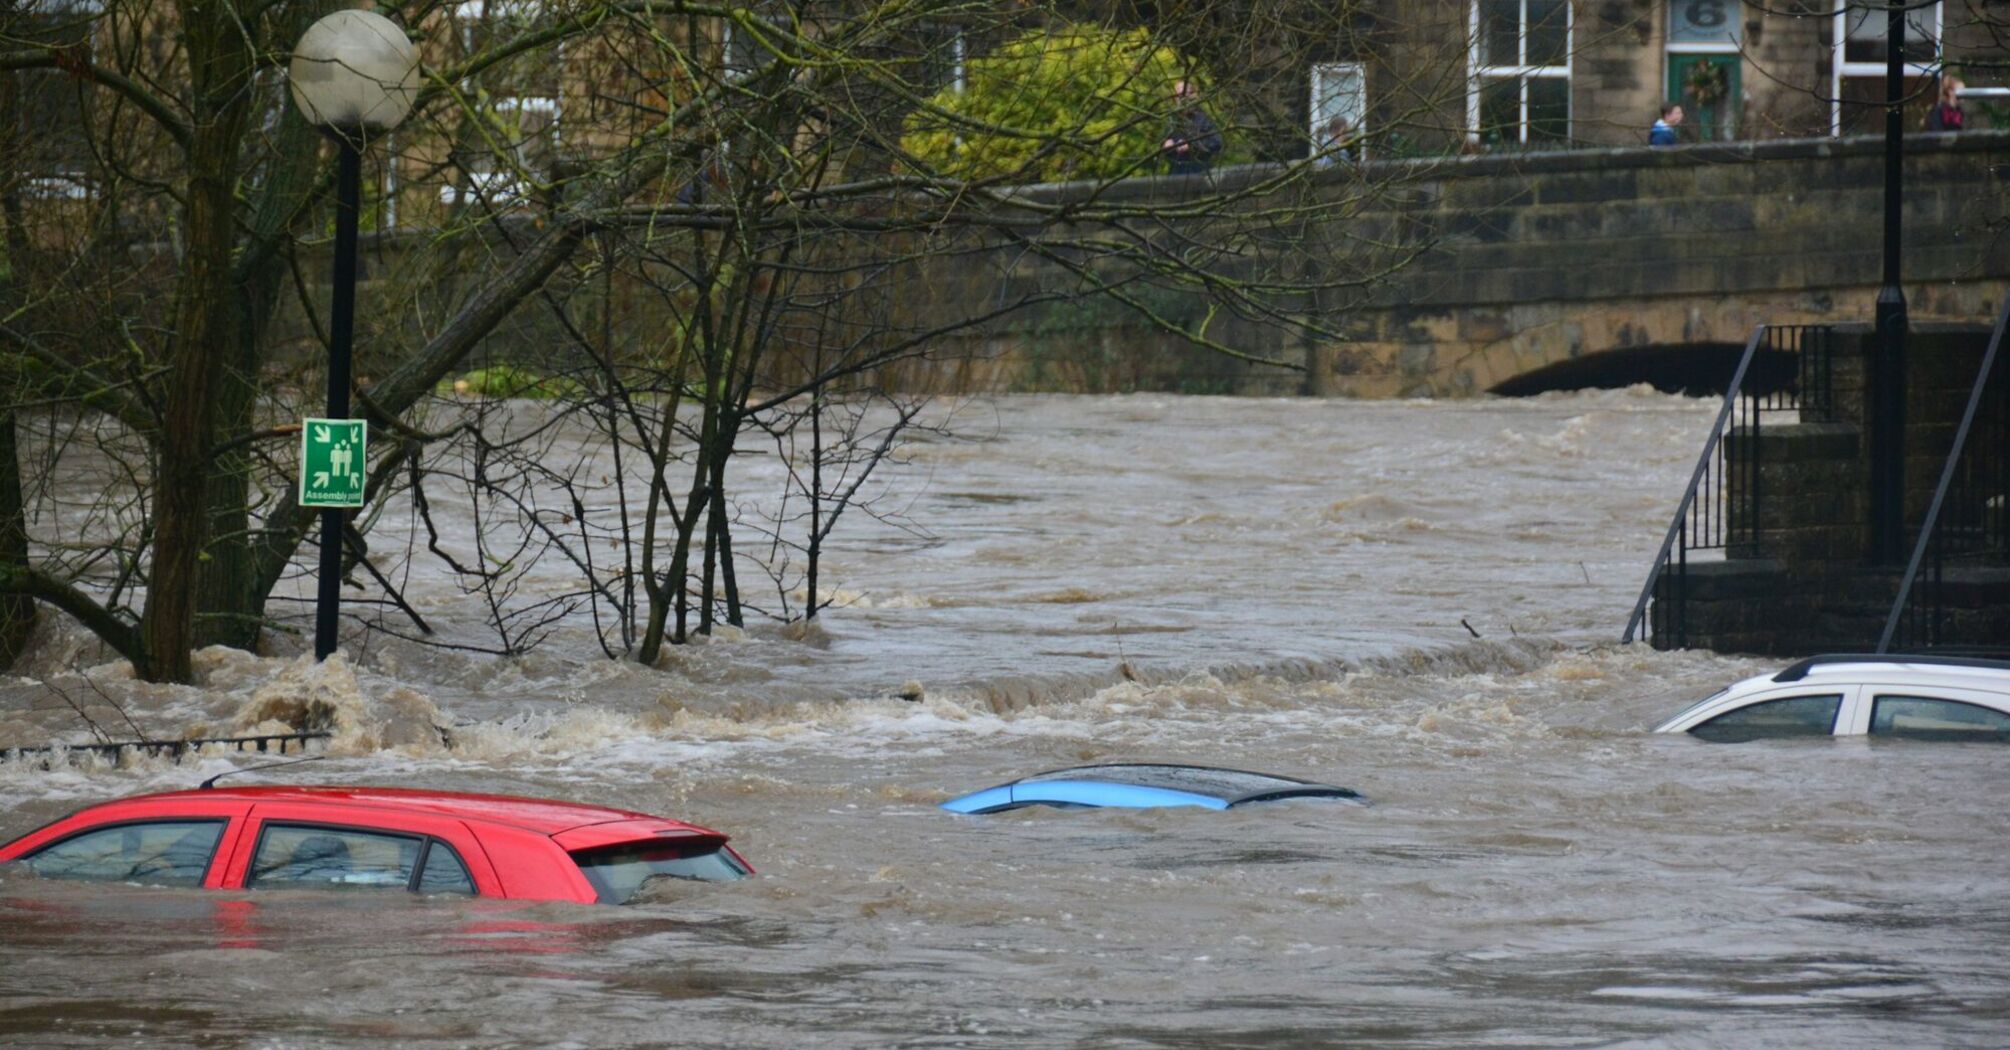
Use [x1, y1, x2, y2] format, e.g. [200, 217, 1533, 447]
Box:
[632, 337, 691, 665]
[805, 383, 822, 620]
[193, 353, 262, 652]
[709, 417, 741, 627]
[0, 58, 36, 666]
[196, 8, 333, 652]
[666, 464, 708, 644]
[0, 413, 36, 667]
[138, 0, 258, 682]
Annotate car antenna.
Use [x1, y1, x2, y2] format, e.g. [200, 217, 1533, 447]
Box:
[200, 754, 326, 791]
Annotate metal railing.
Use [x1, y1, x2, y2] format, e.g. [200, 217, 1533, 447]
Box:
[1, 731, 330, 766]
[1622, 324, 1837, 646]
[1878, 296, 2010, 653]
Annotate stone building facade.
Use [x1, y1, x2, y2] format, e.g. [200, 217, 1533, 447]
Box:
[1331, 1, 2005, 157]
[11, 3, 2005, 221]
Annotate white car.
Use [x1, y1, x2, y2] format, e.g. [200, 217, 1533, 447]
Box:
[1655, 655, 2010, 742]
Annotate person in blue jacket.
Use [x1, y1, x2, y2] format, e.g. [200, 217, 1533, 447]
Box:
[1650, 103, 1683, 147]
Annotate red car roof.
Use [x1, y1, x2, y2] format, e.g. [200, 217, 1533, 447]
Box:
[108, 786, 701, 837]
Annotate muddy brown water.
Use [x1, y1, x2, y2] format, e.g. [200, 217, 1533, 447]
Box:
[2, 392, 2005, 1048]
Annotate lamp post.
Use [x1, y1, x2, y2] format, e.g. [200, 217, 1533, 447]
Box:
[288, 11, 420, 660]
[1871, 0, 1909, 563]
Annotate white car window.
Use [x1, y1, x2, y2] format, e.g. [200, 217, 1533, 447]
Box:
[1691, 694, 1843, 742]
[1869, 695, 2010, 742]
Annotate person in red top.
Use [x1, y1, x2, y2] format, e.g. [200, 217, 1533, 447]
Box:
[1927, 76, 1965, 132]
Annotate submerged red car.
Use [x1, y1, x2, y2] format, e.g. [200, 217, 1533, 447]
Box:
[0, 786, 751, 904]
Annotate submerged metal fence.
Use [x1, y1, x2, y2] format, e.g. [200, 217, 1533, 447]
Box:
[1622, 324, 1837, 647]
[1, 731, 330, 766]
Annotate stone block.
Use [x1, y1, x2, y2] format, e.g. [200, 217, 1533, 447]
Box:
[1516, 207, 1606, 242]
[1727, 421, 1861, 461]
[1653, 558, 1787, 601]
[1396, 343, 1437, 376]
[1536, 169, 1639, 205]
[1439, 179, 1537, 212]
[1440, 210, 1517, 245]
[1457, 309, 1514, 344]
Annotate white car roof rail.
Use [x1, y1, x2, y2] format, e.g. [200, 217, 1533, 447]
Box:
[1772, 652, 2010, 683]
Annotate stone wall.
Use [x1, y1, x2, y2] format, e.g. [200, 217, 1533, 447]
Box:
[316, 130, 2010, 401]
[897, 130, 2010, 398]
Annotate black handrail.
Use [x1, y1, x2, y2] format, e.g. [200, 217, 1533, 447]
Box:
[1877, 293, 2010, 652]
[1622, 325, 1834, 645]
[1622, 326, 1767, 644]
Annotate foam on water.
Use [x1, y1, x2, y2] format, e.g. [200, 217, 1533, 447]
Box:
[1, 392, 2001, 1049]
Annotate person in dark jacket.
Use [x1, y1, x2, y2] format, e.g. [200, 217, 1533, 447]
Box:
[1927, 76, 1965, 132]
[1649, 103, 1683, 146]
[1161, 81, 1223, 175]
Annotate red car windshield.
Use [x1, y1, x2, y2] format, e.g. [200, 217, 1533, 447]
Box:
[571, 841, 749, 904]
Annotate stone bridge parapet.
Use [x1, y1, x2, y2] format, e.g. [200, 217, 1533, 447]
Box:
[895, 132, 2010, 397]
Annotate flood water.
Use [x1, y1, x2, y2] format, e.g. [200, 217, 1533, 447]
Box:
[2, 391, 2006, 1048]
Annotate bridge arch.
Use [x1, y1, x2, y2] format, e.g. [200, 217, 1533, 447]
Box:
[1488, 341, 1788, 397]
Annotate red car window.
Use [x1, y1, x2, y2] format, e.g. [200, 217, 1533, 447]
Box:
[249, 824, 423, 890]
[221, 803, 500, 897]
[21, 820, 225, 887]
[0, 799, 254, 890]
[416, 841, 476, 895]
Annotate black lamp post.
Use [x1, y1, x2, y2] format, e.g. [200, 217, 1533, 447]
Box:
[1871, 0, 1910, 563]
[288, 11, 419, 659]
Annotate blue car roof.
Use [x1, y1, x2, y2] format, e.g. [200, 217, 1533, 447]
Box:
[940, 763, 1366, 814]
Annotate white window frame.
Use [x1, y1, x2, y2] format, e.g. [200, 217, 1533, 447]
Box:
[441, 96, 560, 210]
[23, 174, 94, 200]
[438, 168, 533, 207]
[452, 0, 544, 21]
[1309, 62, 1367, 161]
[1830, 0, 1943, 136]
[383, 137, 400, 229]
[1467, 0, 1573, 146]
[451, 0, 565, 152]
[496, 95, 561, 149]
[454, 0, 548, 52]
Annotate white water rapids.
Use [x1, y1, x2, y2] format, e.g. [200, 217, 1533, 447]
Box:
[1, 391, 2005, 1047]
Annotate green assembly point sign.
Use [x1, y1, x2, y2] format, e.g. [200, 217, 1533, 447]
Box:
[299, 418, 367, 509]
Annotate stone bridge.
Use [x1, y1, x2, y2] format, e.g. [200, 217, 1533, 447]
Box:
[898, 131, 2010, 398]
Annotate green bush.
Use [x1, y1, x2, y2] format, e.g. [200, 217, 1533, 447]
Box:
[444, 365, 582, 400]
[902, 25, 1218, 183]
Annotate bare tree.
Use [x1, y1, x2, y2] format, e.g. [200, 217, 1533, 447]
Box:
[1, 0, 1478, 678]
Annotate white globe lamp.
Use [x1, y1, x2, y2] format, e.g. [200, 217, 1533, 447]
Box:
[288, 9, 420, 141]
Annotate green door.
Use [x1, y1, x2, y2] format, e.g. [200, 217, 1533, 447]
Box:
[1667, 54, 1740, 142]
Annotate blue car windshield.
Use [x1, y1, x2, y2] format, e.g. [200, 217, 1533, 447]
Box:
[1018, 765, 1313, 800]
